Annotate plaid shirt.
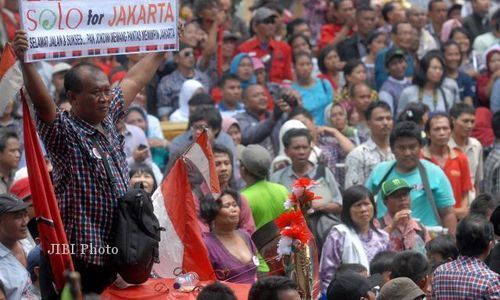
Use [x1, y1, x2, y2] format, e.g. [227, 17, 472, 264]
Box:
[36, 87, 129, 266]
[432, 256, 500, 299]
[483, 141, 500, 197]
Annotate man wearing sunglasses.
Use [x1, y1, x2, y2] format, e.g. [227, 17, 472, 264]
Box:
[237, 7, 293, 84]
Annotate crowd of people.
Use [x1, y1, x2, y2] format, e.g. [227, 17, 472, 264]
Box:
[0, 0, 500, 298]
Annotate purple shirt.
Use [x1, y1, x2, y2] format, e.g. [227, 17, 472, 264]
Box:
[203, 230, 258, 284]
[319, 225, 390, 292]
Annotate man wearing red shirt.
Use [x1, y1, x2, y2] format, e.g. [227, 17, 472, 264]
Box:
[421, 113, 472, 220]
[318, 0, 356, 49]
[237, 7, 292, 84]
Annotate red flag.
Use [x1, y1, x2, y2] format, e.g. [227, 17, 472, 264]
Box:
[152, 131, 218, 279]
[21, 91, 74, 290]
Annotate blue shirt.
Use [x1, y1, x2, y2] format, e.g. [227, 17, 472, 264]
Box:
[375, 47, 414, 90]
[365, 160, 455, 226]
[292, 78, 333, 125]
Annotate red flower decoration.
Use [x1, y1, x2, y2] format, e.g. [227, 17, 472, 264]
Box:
[302, 190, 321, 204]
[275, 210, 307, 229]
[281, 224, 312, 244]
[293, 178, 318, 189]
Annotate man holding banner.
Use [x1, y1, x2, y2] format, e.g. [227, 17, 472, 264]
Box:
[12, 28, 168, 294]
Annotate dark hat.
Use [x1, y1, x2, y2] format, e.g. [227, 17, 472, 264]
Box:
[385, 47, 406, 67]
[327, 271, 382, 300]
[0, 193, 31, 215]
[253, 7, 278, 23]
[223, 31, 239, 41]
[381, 178, 412, 198]
[490, 204, 500, 236]
[240, 144, 271, 179]
[378, 277, 425, 300]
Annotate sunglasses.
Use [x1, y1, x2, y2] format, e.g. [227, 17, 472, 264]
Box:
[261, 17, 276, 24]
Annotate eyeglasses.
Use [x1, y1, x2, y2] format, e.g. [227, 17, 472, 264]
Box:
[191, 124, 210, 132]
[261, 17, 276, 25]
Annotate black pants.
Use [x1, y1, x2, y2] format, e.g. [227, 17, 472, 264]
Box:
[72, 258, 117, 294]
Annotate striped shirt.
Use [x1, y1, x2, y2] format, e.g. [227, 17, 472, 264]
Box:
[36, 87, 129, 266]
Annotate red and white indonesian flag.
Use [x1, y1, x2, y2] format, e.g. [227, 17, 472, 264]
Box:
[0, 44, 23, 114]
[152, 131, 219, 280]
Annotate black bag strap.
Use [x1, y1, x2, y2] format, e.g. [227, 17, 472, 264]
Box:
[89, 134, 115, 184]
[439, 87, 449, 112]
[417, 161, 442, 226]
[373, 162, 396, 196]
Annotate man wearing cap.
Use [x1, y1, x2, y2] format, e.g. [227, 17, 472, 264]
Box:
[378, 277, 425, 300]
[237, 7, 293, 84]
[326, 271, 378, 300]
[378, 178, 430, 254]
[379, 48, 412, 115]
[156, 42, 211, 121]
[0, 193, 34, 299]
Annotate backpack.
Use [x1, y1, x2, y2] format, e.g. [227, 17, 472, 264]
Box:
[110, 183, 163, 284]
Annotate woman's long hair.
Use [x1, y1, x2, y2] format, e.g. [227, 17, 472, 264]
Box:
[340, 185, 381, 234]
[412, 50, 446, 88]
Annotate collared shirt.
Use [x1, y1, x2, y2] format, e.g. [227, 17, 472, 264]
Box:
[217, 102, 245, 118]
[0, 242, 34, 299]
[344, 138, 395, 189]
[270, 164, 342, 206]
[449, 136, 483, 186]
[36, 87, 129, 266]
[483, 141, 500, 197]
[0, 170, 14, 194]
[237, 37, 293, 84]
[379, 213, 430, 254]
[421, 146, 473, 208]
[432, 256, 500, 299]
[379, 76, 412, 115]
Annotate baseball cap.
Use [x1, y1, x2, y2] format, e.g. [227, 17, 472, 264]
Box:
[378, 277, 425, 300]
[9, 177, 31, 201]
[381, 178, 412, 198]
[385, 48, 406, 67]
[52, 62, 71, 75]
[327, 271, 382, 300]
[253, 7, 278, 23]
[240, 144, 271, 179]
[0, 193, 31, 215]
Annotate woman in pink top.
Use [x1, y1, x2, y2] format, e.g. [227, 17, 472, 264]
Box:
[200, 189, 258, 284]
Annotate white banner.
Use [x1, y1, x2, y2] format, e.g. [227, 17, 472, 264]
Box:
[19, 0, 178, 62]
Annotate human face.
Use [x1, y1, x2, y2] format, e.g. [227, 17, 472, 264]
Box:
[444, 45, 462, 70]
[324, 50, 342, 73]
[408, 7, 428, 29]
[126, 111, 147, 132]
[285, 136, 312, 167]
[426, 58, 444, 84]
[69, 70, 111, 125]
[255, 16, 278, 38]
[393, 23, 413, 50]
[357, 10, 377, 35]
[428, 116, 451, 146]
[387, 57, 407, 80]
[292, 114, 316, 138]
[429, 1, 448, 26]
[0, 137, 20, 171]
[256, 69, 266, 85]
[222, 39, 237, 57]
[393, 137, 421, 172]
[295, 55, 313, 80]
[221, 79, 242, 104]
[390, 3, 406, 23]
[453, 113, 475, 138]
[244, 85, 268, 114]
[214, 194, 240, 228]
[227, 124, 242, 145]
[176, 47, 195, 69]
[183, 23, 199, 47]
[368, 34, 387, 57]
[237, 57, 254, 81]
[384, 189, 411, 215]
[0, 209, 29, 241]
[278, 289, 301, 300]
[52, 72, 66, 94]
[191, 120, 216, 142]
[214, 152, 232, 187]
[346, 65, 367, 85]
[293, 23, 312, 38]
[129, 170, 155, 194]
[367, 107, 393, 138]
[330, 105, 348, 130]
[350, 197, 374, 229]
[451, 31, 470, 55]
[488, 52, 500, 73]
[472, 0, 490, 14]
[336, 0, 355, 24]
[352, 85, 372, 113]
[291, 37, 311, 55]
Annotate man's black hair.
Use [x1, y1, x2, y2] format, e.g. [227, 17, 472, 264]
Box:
[292, 49, 313, 65]
[425, 234, 459, 260]
[199, 188, 240, 225]
[456, 214, 495, 257]
[397, 102, 430, 125]
[283, 128, 312, 149]
[193, 0, 218, 16]
[391, 251, 431, 283]
[218, 73, 241, 88]
[365, 100, 392, 121]
[391, 21, 411, 35]
[335, 263, 368, 279]
[197, 281, 237, 300]
[424, 111, 453, 134]
[470, 193, 500, 218]
[343, 59, 365, 76]
[286, 18, 308, 36]
[188, 106, 222, 132]
[370, 251, 397, 274]
[64, 63, 105, 94]
[492, 111, 500, 139]
[318, 44, 339, 74]
[449, 102, 475, 119]
[0, 130, 18, 152]
[288, 106, 314, 122]
[428, 0, 446, 12]
[382, 1, 397, 22]
[248, 276, 298, 300]
[356, 4, 375, 15]
[330, 0, 352, 10]
[390, 121, 423, 148]
[188, 93, 215, 107]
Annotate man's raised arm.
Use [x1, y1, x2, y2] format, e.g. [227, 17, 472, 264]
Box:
[13, 30, 56, 123]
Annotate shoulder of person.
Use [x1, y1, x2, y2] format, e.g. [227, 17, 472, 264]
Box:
[269, 166, 289, 182]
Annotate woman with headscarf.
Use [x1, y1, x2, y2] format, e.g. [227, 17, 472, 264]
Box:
[476, 46, 500, 108]
[169, 79, 205, 122]
[229, 53, 257, 89]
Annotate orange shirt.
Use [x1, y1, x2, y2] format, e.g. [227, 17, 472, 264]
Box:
[421, 146, 473, 208]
